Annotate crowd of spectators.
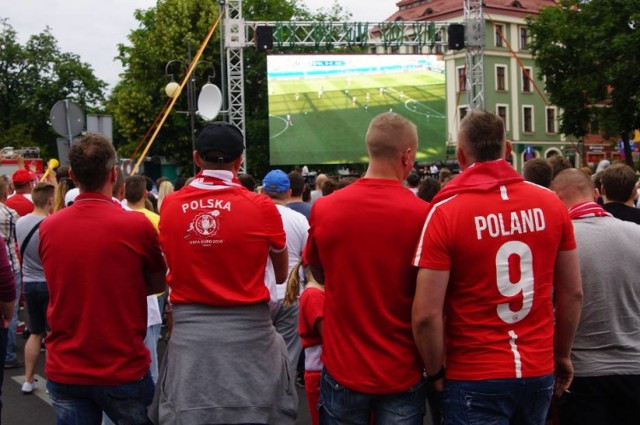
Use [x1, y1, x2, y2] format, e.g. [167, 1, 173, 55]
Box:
[1, 110, 638, 425]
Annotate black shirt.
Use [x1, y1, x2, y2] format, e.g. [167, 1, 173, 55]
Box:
[603, 202, 640, 225]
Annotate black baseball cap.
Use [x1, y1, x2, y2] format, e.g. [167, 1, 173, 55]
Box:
[195, 122, 245, 163]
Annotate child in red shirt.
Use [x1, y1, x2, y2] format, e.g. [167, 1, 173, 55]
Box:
[297, 274, 324, 425]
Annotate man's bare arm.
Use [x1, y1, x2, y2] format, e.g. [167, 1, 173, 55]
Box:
[144, 268, 167, 296]
[270, 247, 289, 284]
[553, 248, 583, 396]
[412, 268, 449, 377]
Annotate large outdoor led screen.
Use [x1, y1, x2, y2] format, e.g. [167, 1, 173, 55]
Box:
[267, 54, 447, 165]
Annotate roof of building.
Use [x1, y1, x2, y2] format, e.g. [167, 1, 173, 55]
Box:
[387, 0, 558, 22]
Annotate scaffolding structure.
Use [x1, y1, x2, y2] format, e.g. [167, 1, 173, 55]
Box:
[464, 0, 486, 109]
[222, 0, 483, 169]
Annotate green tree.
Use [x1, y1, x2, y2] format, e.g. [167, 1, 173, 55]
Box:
[528, 0, 640, 166]
[109, 0, 353, 178]
[0, 19, 106, 159]
[109, 0, 302, 176]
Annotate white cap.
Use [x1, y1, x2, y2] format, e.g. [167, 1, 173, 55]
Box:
[64, 188, 80, 206]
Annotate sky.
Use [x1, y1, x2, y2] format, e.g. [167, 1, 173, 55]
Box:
[2, 0, 398, 91]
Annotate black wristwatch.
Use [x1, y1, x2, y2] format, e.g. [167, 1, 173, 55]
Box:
[423, 365, 445, 382]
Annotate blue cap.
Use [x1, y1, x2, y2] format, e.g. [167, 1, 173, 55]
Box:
[263, 169, 290, 193]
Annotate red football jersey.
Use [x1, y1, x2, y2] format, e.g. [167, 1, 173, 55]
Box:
[5, 194, 34, 217]
[305, 178, 430, 393]
[159, 170, 286, 306]
[414, 181, 575, 380]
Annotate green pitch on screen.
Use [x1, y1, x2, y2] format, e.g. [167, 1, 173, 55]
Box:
[268, 67, 446, 165]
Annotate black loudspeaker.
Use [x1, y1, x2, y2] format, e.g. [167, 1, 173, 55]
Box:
[255, 26, 273, 51]
[448, 24, 465, 50]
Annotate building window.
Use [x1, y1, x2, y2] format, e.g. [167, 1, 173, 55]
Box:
[457, 66, 466, 92]
[497, 105, 509, 131]
[523, 106, 534, 133]
[496, 66, 507, 91]
[495, 24, 504, 47]
[546, 107, 557, 133]
[520, 27, 528, 49]
[522, 67, 532, 93]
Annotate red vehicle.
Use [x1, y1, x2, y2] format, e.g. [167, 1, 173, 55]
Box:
[0, 147, 45, 180]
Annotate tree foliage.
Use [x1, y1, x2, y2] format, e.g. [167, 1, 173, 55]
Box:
[528, 0, 640, 163]
[0, 18, 106, 158]
[108, 0, 352, 178]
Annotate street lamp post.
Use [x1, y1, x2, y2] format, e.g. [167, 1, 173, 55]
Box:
[165, 43, 217, 176]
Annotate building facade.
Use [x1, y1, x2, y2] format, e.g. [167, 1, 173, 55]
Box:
[377, 0, 575, 171]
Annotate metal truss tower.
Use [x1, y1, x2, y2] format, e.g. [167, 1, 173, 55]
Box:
[464, 0, 486, 110]
[223, 0, 459, 169]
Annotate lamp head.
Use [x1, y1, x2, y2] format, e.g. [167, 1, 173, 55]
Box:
[165, 81, 181, 98]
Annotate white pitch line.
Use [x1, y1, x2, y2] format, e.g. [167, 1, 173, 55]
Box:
[11, 374, 52, 406]
[269, 115, 290, 139]
[386, 87, 445, 118]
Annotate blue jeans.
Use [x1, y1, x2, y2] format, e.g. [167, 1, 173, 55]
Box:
[5, 270, 21, 362]
[319, 369, 427, 425]
[23, 281, 49, 334]
[442, 374, 554, 425]
[47, 372, 155, 425]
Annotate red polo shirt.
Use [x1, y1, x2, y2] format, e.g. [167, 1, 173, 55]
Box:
[159, 170, 286, 306]
[40, 192, 165, 385]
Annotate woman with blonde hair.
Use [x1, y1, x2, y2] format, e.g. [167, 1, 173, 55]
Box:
[156, 180, 174, 213]
[52, 167, 76, 212]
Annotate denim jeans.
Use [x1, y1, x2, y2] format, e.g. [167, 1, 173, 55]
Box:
[47, 372, 154, 425]
[442, 374, 554, 425]
[5, 270, 21, 362]
[319, 369, 427, 425]
[144, 323, 161, 384]
[22, 281, 49, 334]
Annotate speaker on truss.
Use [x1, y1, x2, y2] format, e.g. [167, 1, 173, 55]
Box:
[255, 26, 273, 51]
[447, 24, 465, 50]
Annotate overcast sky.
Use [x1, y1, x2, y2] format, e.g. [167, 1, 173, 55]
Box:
[2, 0, 398, 91]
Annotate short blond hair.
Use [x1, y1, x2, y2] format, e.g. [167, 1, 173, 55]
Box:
[366, 112, 417, 160]
[32, 182, 55, 208]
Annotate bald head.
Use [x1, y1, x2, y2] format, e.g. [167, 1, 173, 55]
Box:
[551, 168, 596, 209]
[365, 112, 418, 161]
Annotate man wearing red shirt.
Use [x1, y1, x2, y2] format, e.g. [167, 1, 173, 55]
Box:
[412, 109, 583, 425]
[305, 112, 430, 424]
[39, 134, 166, 425]
[6, 169, 35, 217]
[153, 122, 296, 424]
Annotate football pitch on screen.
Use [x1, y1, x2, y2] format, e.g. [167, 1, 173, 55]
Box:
[268, 70, 446, 165]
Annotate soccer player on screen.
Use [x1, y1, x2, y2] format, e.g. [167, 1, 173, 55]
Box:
[412, 109, 583, 425]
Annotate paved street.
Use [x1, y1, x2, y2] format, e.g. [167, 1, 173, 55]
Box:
[3, 324, 433, 424]
[3, 328, 313, 425]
